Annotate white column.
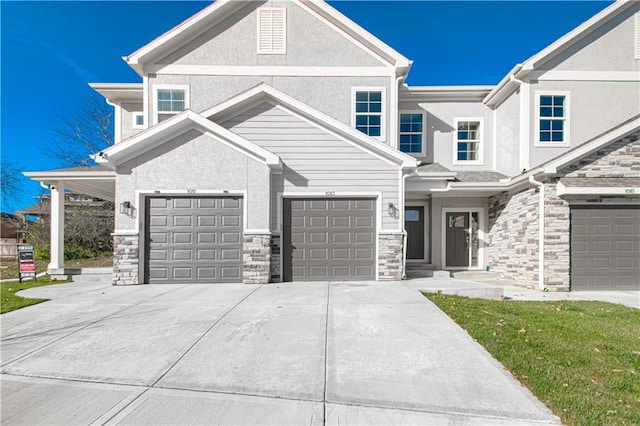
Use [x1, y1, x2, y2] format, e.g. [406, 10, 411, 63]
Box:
[48, 181, 65, 273]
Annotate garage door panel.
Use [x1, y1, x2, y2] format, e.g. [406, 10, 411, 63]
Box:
[146, 197, 242, 284]
[283, 198, 375, 281]
[571, 206, 639, 290]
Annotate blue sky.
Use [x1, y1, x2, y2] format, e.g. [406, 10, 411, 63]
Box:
[1, 0, 612, 212]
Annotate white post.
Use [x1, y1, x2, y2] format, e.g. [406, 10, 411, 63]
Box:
[48, 182, 65, 274]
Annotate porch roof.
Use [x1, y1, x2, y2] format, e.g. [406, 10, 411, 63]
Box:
[23, 165, 116, 202]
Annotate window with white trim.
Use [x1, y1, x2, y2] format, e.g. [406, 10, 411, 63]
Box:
[399, 112, 424, 154]
[258, 7, 286, 54]
[132, 112, 144, 129]
[537, 94, 568, 143]
[353, 89, 384, 139]
[156, 87, 187, 123]
[454, 118, 482, 163]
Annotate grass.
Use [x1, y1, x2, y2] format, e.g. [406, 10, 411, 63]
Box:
[0, 254, 112, 280]
[426, 293, 640, 426]
[1, 276, 71, 314]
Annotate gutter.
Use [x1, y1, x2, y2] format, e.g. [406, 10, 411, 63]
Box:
[528, 175, 548, 292]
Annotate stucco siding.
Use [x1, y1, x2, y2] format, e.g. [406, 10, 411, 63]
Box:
[222, 103, 401, 230]
[538, 4, 640, 72]
[149, 75, 391, 141]
[156, 0, 385, 68]
[121, 102, 143, 141]
[398, 101, 493, 169]
[494, 90, 521, 176]
[114, 129, 270, 232]
[528, 80, 640, 167]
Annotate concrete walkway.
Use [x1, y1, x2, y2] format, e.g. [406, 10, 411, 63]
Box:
[1, 272, 560, 425]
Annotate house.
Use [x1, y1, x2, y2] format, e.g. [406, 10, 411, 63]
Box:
[0, 213, 24, 258]
[25, 0, 639, 291]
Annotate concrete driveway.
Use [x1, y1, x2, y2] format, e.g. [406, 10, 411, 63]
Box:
[1, 274, 559, 425]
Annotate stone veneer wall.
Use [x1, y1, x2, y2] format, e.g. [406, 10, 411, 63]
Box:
[243, 233, 271, 284]
[543, 182, 570, 291]
[560, 133, 640, 178]
[270, 233, 281, 283]
[113, 233, 139, 285]
[378, 233, 403, 280]
[488, 188, 539, 288]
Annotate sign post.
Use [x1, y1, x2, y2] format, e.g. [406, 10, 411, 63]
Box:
[18, 245, 36, 283]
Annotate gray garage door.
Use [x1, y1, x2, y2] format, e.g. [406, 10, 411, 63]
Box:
[283, 198, 376, 281]
[571, 205, 639, 290]
[145, 196, 243, 283]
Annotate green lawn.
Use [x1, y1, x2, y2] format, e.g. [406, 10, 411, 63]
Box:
[426, 293, 640, 426]
[1, 276, 71, 314]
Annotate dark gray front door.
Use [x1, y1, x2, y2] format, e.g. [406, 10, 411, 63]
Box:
[145, 196, 243, 283]
[571, 205, 640, 290]
[446, 212, 469, 267]
[283, 198, 375, 281]
[405, 207, 424, 260]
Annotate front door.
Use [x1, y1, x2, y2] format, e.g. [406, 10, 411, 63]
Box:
[446, 212, 469, 267]
[405, 207, 424, 260]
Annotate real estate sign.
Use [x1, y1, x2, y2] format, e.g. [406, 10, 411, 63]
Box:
[18, 245, 36, 282]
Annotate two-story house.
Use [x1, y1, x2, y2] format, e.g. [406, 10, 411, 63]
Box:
[26, 0, 639, 291]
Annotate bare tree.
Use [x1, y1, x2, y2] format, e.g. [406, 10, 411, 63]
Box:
[1, 158, 24, 212]
[47, 94, 114, 167]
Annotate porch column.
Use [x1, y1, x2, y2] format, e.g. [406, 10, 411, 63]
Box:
[48, 181, 65, 274]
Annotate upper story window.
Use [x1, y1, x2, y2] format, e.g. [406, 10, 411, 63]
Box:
[132, 112, 144, 129]
[155, 86, 188, 123]
[353, 88, 385, 139]
[258, 7, 286, 54]
[399, 112, 424, 154]
[536, 92, 569, 146]
[454, 118, 483, 164]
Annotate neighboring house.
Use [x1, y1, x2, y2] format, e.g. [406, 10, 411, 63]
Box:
[26, 0, 639, 291]
[0, 213, 23, 258]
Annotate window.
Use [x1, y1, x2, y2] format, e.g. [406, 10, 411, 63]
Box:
[536, 92, 569, 145]
[258, 7, 286, 54]
[353, 89, 384, 139]
[155, 86, 188, 123]
[454, 118, 483, 163]
[399, 112, 424, 154]
[132, 112, 144, 129]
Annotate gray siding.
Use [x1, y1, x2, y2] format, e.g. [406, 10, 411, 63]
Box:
[147, 75, 392, 142]
[157, 0, 385, 67]
[528, 80, 640, 167]
[494, 90, 520, 176]
[539, 4, 640, 72]
[398, 101, 494, 170]
[115, 129, 270, 231]
[221, 103, 401, 230]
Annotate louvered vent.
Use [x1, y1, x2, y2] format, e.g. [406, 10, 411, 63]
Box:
[258, 8, 286, 54]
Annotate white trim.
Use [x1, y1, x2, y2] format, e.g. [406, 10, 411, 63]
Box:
[147, 64, 393, 77]
[398, 110, 426, 156]
[441, 208, 485, 270]
[142, 75, 149, 130]
[530, 70, 640, 82]
[132, 112, 145, 130]
[534, 91, 571, 147]
[557, 182, 640, 196]
[521, 79, 531, 171]
[153, 84, 190, 125]
[257, 7, 286, 55]
[405, 201, 430, 263]
[106, 100, 122, 144]
[351, 86, 387, 142]
[452, 117, 484, 165]
[492, 108, 497, 171]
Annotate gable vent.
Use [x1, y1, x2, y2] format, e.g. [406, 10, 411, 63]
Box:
[258, 7, 286, 54]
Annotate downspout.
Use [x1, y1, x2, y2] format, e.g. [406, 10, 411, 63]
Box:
[529, 175, 548, 291]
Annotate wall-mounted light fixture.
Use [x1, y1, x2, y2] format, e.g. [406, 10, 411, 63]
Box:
[388, 202, 396, 218]
[119, 201, 133, 216]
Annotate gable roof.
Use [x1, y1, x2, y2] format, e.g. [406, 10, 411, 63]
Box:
[202, 83, 418, 169]
[124, 0, 411, 76]
[94, 110, 283, 172]
[484, 0, 636, 107]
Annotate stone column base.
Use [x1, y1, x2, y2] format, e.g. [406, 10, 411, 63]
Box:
[378, 232, 404, 281]
[113, 233, 139, 285]
[243, 233, 271, 284]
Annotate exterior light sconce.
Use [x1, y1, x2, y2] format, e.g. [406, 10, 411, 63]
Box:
[119, 201, 134, 217]
[388, 202, 397, 218]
